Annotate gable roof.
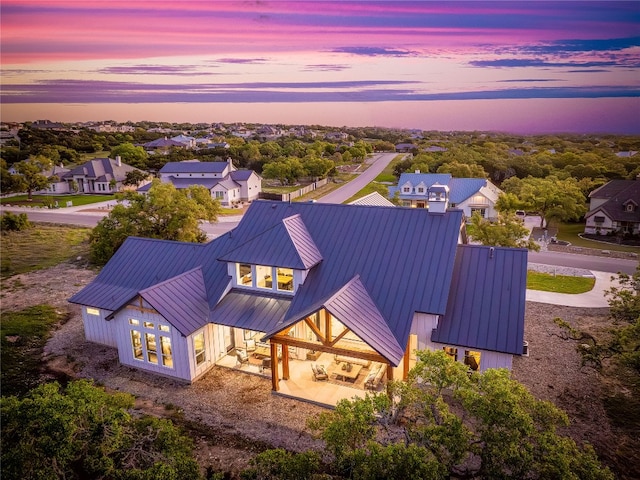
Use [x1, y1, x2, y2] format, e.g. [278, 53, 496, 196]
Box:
[159, 161, 228, 174]
[348, 192, 395, 207]
[586, 180, 640, 223]
[432, 244, 527, 355]
[139, 267, 209, 336]
[392, 173, 492, 204]
[230, 170, 257, 181]
[210, 290, 292, 332]
[219, 214, 323, 270]
[66, 158, 136, 182]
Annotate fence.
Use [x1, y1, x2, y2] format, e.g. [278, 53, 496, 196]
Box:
[259, 178, 328, 202]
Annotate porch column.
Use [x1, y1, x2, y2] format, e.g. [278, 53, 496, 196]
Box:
[386, 364, 394, 382]
[282, 344, 290, 380]
[270, 342, 279, 391]
[403, 341, 411, 380]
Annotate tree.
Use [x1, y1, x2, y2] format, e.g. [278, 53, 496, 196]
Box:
[89, 180, 219, 264]
[262, 157, 305, 185]
[1, 380, 202, 480]
[110, 142, 148, 169]
[14, 156, 54, 200]
[467, 211, 540, 250]
[306, 350, 613, 480]
[123, 169, 150, 187]
[436, 161, 486, 178]
[501, 175, 587, 228]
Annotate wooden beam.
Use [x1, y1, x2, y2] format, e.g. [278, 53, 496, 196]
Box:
[271, 335, 388, 364]
[387, 364, 394, 382]
[282, 344, 290, 380]
[328, 326, 350, 347]
[403, 340, 410, 380]
[270, 342, 279, 391]
[304, 317, 325, 343]
[325, 312, 331, 344]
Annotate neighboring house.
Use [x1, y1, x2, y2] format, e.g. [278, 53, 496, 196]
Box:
[69, 198, 527, 401]
[170, 134, 197, 148]
[348, 192, 395, 207]
[65, 156, 142, 193]
[395, 143, 416, 153]
[37, 164, 72, 194]
[142, 137, 187, 154]
[389, 172, 502, 220]
[584, 179, 640, 235]
[152, 159, 261, 205]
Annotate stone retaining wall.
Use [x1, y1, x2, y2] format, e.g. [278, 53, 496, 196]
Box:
[547, 244, 638, 260]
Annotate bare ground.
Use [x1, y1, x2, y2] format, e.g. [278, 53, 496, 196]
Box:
[1, 262, 632, 478]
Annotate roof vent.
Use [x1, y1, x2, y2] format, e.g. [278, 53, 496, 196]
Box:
[522, 341, 529, 357]
[489, 247, 494, 259]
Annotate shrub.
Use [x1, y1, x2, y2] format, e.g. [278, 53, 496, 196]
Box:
[1, 212, 31, 232]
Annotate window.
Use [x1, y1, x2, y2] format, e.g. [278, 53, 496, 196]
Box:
[131, 330, 143, 360]
[144, 321, 154, 329]
[594, 216, 605, 223]
[403, 187, 411, 193]
[402, 201, 411, 207]
[86, 307, 100, 316]
[464, 350, 481, 371]
[417, 187, 424, 194]
[146, 333, 158, 364]
[443, 346, 458, 361]
[470, 207, 486, 218]
[129, 318, 140, 326]
[237, 263, 252, 286]
[626, 204, 634, 212]
[215, 192, 224, 199]
[416, 201, 426, 209]
[160, 336, 173, 367]
[194, 332, 206, 366]
[276, 267, 294, 291]
[256, 265, 272, 289]
[159, 324, 170, 332]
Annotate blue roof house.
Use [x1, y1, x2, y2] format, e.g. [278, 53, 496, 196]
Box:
[154, 159, 261, 206]
[69, 199, 527, 403]
[389, 171, 503, 220]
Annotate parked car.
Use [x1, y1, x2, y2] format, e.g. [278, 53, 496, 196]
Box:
[515, 210, 526, 221]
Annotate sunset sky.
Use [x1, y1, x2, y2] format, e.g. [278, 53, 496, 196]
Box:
[1, 1, 639, 133]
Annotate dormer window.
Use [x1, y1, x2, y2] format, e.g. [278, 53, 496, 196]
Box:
[276, 267, 294, 291]
[626, 203, 634, 212]
[403, 187, 411, 193]
[417, 187, 425, 194]
[238, 263, 252, 285]
[256, 265, 272, 289]
[235, 263, 296, 294]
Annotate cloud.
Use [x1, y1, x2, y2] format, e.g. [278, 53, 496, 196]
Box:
[1, 79, 637, 104]
[567, 69, 611, 73]
[469, 59, 624, 68]
[213, 58, 268, 64]
[524, 36, 640, 55]
[302, 64, 350, 72]
[98, 65, 213, 75]
[331, 46, 416, 57]
[497, 79, 561, 83]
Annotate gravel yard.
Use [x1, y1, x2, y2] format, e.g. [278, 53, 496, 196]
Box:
[1, 262, 625, 476]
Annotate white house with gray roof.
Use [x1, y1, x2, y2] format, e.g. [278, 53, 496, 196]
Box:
[151, 159, 261, 206]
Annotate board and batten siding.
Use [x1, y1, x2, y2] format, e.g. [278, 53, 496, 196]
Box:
[187, 325, 216, 381]
[82, 306, 117, 347]
[112, 307, 193, 382]
[410, 312, 513, 372]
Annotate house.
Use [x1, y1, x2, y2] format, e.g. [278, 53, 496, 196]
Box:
[395, 143, 417, 153]
[65, 156, 142, 193]
[153, 159, 261, 205]
[389, 172, 502, 220]
[142, 137, 187, 154]
[584, 179, 640, 235]
[170, 134, 197, 149]
[37, 164, 72, 194]
[69, 198, 527, 401]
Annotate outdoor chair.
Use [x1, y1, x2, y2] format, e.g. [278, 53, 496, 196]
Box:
[260, 357, 272, 373]
[236, 349, 248, 366]
[311, 363, 328, 381]
[245, 338, 256, 352]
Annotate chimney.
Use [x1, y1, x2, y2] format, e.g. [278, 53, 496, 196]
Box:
[415, 169, 420, 174]
[116, 155, 122, 167]
[227, 157, 235, 171]
[427, 183, 449, 214]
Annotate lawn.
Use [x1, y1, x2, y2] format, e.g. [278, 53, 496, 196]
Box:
[1, 224, 91, 277]
[0, 305, 67, 396]
[1, 194, 113, 208]
[555, 222, 640, 254]
[526, 270, 595, 294]
[343, 154, 404, 204]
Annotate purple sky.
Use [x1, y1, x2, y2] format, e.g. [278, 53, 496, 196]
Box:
[1, 1, 639, 133]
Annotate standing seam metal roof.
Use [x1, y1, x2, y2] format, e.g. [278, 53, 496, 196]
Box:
[431, 244, 527, 355]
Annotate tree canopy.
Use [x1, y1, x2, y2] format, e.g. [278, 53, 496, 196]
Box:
[1, 380, 201, 480]
[466, 211, 540, 250]
[300, 350, 613, 480]
[89, 180, 219, 264]
[110, 142, 149, 169]
[13, 156, 55, 200]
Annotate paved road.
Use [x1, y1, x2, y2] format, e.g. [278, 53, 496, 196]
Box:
[528, 251, 637, 275]
[317, 152, 399, 204]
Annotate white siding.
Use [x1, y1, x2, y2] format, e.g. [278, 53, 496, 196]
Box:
[112, 307, 193, 381]
[82, 306, 117, 347]
[187, 325, 216, 380]
[410, 312, 514, 371]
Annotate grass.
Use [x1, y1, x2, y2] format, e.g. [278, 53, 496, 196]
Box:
[1, 194, 113, 207]
[0, 305, 68, 396]
[555, 222, 640, 254]
[1, 224, 91, 278]
[526, 270, 595, 294]
[344, 154, 404, 204]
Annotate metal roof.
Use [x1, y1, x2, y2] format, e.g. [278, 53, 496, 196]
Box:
[392, 173, 490, 204]
[66, 157, 136, 181]
[431, 244, 527, 355]
[230, 170, 256, 181]
[166, 177, 221, 189]
[348, 192, 395, 207]
[230, 201, 463, 354]
[139, 267, 209, 336]
[219, 214, 322, 270]
[159, 161, 228, 174]
[210, 290, 291, 332]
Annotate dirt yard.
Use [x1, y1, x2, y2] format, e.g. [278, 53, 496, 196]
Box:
[1, 262, 632, 478]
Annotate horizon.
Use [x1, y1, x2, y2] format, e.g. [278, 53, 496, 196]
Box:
[1, 1, 639, 134]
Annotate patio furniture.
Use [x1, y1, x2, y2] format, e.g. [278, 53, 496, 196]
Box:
[245, 338, 256, 352]
[329, 362, 363, 382]
[306, 350, 321, 361]
[365, 363, 385, 390]
[334, 355, 371, 368]
[311, 364, 328, 381]
[236, 349, 248, 366]
[260, 357, 272, 373]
